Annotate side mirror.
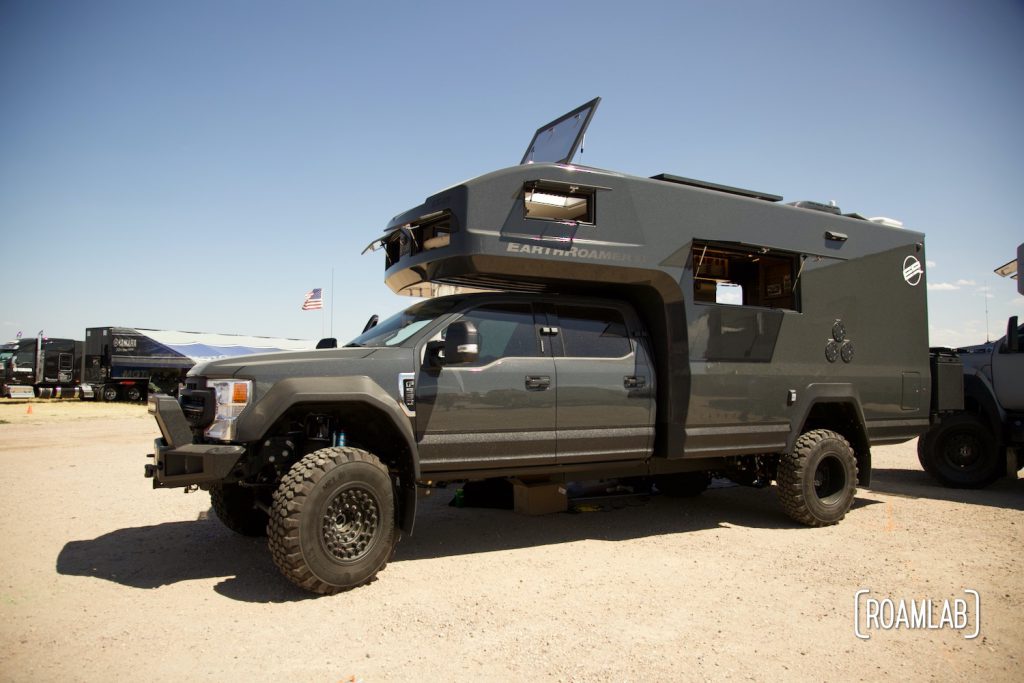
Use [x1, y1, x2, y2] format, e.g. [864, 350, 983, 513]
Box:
[443, 321, 480, 365]
[1005, 316, 1019, 354]
[425, 340, 446, 368]
[316, 337, 338, 349]
[362, 314, 379, 333]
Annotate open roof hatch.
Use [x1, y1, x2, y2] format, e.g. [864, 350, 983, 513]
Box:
[520, 97, 601, 165]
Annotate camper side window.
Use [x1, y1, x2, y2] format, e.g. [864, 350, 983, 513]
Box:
[691, 242, 800, 311]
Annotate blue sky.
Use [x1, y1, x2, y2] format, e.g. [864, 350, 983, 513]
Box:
[1, 0, 1021, 347]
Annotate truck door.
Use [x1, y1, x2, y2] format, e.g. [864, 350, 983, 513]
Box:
[57, 353, 74, 383]
[548, 303, 655, 463]
[415, 302, 557, 470]
[991, 319, 1024, 411]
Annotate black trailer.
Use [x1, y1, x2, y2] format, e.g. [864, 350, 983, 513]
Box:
[1, 337, 83, 399]
[83, 327, 312, 402]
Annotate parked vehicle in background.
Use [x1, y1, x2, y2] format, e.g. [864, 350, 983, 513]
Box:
[83, 327, 311, 402]
[0, 336, 83, 399]
[918, 247, 1023, 489]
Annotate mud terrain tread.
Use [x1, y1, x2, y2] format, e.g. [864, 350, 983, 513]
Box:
[777, 429, 858, 527]
[268, 447, 393, 595]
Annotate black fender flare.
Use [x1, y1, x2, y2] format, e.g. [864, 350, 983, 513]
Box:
[962, 373, 1004, 437]
[237, 376, 420, 534]
[786, 383, 871, 486]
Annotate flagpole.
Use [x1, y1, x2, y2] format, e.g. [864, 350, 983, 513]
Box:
[330, 267, 335, 337]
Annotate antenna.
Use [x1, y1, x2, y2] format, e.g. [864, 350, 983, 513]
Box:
[984, 290, 990, 343]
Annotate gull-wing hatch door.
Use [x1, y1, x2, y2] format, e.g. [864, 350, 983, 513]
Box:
[521, 97, 601, 165]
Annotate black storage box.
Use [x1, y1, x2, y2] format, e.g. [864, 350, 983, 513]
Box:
[930, 350, 964, 413]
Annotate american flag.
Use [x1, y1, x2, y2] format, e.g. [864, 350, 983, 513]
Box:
[302, 288, 323, 310]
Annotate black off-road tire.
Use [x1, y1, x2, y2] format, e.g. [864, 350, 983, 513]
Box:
[656, 471, 711, 497]
[268, 447, 396, 595]
[777, 429, 858, 527]
[916, 413, 1002, 489]
[209, 483, 269, 537]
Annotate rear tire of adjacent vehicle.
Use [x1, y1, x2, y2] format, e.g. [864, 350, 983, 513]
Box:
[125, 386, 142, 402]
[776, 429, 858, 527]
[268, 447, 396, 595]
[656, 471, 711, 497]
[102, 385, 118, 402]
[209, 483, 270, 537]
[916, 413, 1002, 489]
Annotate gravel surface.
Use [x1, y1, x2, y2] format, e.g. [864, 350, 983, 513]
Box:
[0, 400, 1021, 681]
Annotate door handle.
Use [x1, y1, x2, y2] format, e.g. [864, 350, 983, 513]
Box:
[525, 375, 551, 390]
[624, 376, 646, 389]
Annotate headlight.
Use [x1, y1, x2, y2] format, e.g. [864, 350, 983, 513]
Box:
[205, 379, 252, 441]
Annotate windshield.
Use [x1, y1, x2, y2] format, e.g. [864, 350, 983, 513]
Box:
[346, 298, 460, 348]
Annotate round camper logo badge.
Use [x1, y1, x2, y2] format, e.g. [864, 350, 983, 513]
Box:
[902, 256, 923, 286]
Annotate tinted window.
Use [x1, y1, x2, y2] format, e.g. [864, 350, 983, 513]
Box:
[461, 304, 538, 364]
[347, 298, 460, 348]
[557, 306, 631, 358]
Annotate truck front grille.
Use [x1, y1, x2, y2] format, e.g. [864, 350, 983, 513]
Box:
[179, 378, 215, 429]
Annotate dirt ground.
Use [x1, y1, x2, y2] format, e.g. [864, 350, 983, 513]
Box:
[0, 399, 1021, 682]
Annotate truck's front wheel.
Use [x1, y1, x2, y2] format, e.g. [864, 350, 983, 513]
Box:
[268, 447, 396, 595]
[776, 429, 858, 526]
[917, 413, 1002, 488]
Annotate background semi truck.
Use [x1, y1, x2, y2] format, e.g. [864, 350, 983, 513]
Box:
[83, 327, 312, 402]
[0, 336, 83, 399]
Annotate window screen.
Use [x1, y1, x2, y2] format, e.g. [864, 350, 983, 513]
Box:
[692, 242, 800, 310]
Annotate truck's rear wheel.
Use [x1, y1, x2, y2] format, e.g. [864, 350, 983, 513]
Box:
[125, 385, 142, 401]
[776, 429, 857, 526]
[102, 385, 118, 402]
[209, 483, 269, 537]
[268, 447, 396, 595]
[917, 413, 1002, 488]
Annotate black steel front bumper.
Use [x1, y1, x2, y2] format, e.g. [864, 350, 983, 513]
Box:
[146, 395, 245, 488]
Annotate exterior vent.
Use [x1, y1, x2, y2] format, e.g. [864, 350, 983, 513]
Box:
[869, 216, 904, 228]
[787, 200, 841, 215]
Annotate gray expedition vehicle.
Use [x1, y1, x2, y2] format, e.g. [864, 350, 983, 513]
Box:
[917, 315, 1023, 488]
[148, 99, 946, 594]
[917, 249, 1023, 489]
